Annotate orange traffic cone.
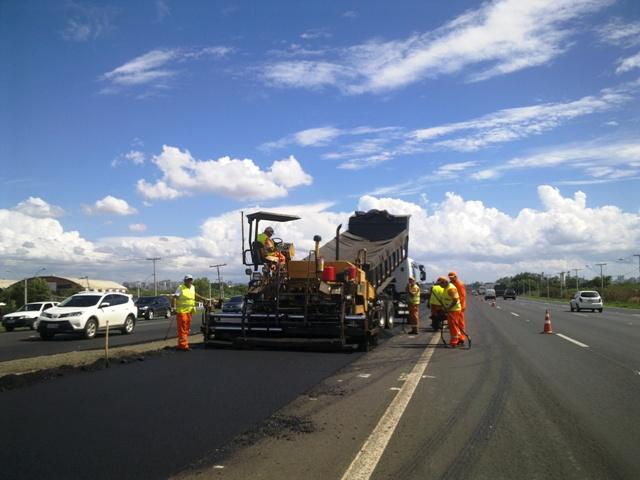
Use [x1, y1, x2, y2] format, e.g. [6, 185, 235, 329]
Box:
[542, 309, 553, 334]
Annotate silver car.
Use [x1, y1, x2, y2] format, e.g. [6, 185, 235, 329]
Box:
[570, 290, 603, 313]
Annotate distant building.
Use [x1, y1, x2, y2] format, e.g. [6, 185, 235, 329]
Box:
[0, 276, 127, 294]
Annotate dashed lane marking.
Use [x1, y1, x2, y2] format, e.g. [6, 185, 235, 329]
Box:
[357, 373, 371, 379]
[341, 331, 439, 480]
[510, 312, 520, 317]
[556, 333, 589, 348]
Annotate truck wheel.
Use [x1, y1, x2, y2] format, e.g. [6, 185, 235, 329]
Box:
[385, 302, 395, 329]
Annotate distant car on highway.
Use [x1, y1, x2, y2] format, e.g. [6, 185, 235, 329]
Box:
[503, 288, 517, 300]
[570, 290, 603, 313]
[222, 295, 245, 313]
[484, 288, 496, 300]
[2, 302, 59, 331]
[135, 296, 171, 320]
[38, 291, 137, 340]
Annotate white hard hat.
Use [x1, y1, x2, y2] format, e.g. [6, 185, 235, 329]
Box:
[184, 274, 193, 280]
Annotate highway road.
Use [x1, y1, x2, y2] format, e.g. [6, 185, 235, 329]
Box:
[0, 312, 198, 362]
[1, 300, 639, 479]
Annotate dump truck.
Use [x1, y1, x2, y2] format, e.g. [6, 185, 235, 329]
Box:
[202, 209, 425, 351]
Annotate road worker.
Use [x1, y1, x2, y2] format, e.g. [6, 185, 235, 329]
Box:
[429, 277, 448, 330]
[448, 271, 466, 345]
[172, 274, 209, 351]
[406, 276, 421, 334]
[443, 276, 464, 347]
[257, 226, 286, 266]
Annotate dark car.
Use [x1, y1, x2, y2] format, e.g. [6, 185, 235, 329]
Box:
[503, 288, 517, 300]
[135, 296, 172, 319]
[222, 296, 245, 313]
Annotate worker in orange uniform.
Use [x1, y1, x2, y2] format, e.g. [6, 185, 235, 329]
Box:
[429, 277, 448, 330]
[406, 276, 421, 334]
[172, 274, 209, 351]
[448, 271, 466, 345]
[443, 278, 464, 347]
[257, 226, 286, 266]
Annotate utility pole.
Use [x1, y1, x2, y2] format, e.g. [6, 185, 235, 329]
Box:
[210, 263, 227, 302]
[595, 263, 607, 291]
[146, 257, 161, 296]
[634, 254, 640, 284]
[572, 268, 583, 290]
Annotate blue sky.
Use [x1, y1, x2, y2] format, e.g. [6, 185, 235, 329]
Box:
[1, 0, 639, 284]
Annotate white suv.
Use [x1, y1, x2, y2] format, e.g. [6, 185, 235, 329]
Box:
[570, 290, 604, 313]
[38, 291, 137, 340]
[2, 301, 59, 331]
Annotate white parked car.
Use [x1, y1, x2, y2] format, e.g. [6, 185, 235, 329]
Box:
[2, 301, 59, 331]
[38, 291, 137, 340]
[570, 290, 603, 313]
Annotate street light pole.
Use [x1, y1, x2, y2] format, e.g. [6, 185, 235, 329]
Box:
[209, 263, 227, 302]
[572, 268, 583, 290]
[24, 267, 46, 305]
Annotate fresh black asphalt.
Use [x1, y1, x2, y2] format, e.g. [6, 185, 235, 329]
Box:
[0, 345, 362, 479]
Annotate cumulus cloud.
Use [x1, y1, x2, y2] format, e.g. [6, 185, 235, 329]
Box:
[83, 196, 138, 216]
[136, 145, 312, 201]
[112, 150, 146, 167]
[0, 209, 109, 267]
[13, 197, 65, 218]
[262, 0, 611, 94]
[4, 187, 639, 281]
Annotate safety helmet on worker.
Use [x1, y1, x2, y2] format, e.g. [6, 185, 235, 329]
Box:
[184, 274, 193, 281]
[448, 271, 457, 278]
[264, 226, 274, 235]
[436, 276, 448, 284]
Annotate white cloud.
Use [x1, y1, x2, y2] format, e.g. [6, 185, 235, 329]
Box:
[13, 197, 65, 218]
[128, 223, 147, 232]
[62, 4, 117, 42]
[616, 52, 640, 74]
[112, 149, 146, 167]
[0, 210, 109, 267]
[137, 145, 312, 201]
[597, 19, 640, 47]
[101, 46, 233, 94]
[411, 82, 635, 151]
[263, 0, 611, 94]
[156, 0, 171, 21]
[83, 196, 138, 216]
[4, 188, 639, 281]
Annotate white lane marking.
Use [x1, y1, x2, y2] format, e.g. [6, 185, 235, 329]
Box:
[390, 387, 401, 391]
[357, 373, 371, 379]
[510, 312, 520, 317]
[573, 313, 588, 317]
[213, 465, 225, 470]
[341, 331, 439, 480]
[556, 333, 589, 348]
